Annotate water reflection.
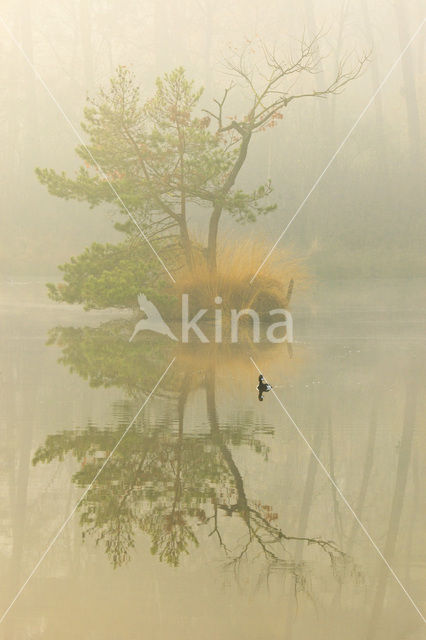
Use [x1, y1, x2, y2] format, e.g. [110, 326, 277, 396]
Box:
[46, 319, 297, 399]
[33, 321, 354, 593]
[2, 280, 424, 639]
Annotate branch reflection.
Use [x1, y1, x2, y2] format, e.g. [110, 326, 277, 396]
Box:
[34, 320, 356, 595]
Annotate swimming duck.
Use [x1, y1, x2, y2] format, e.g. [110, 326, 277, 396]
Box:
[257, 374, 272, 401]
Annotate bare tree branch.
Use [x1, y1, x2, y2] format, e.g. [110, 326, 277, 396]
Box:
[207, 32, 369, 139]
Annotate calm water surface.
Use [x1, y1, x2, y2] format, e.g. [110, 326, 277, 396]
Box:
[0, 278, 424, 639]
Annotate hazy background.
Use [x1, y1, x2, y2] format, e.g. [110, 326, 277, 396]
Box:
[0, 0, 424, 278]
[0, 4, 425, 637]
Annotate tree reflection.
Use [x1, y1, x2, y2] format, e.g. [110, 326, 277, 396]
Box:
[46, 320, 177, 398]
[35, 322, 352, 591]
[204, 366, 348, 585]
[33, 391, 227, 567]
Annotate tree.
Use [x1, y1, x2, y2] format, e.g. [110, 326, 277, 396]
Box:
[45, 239, 181, 313]
[36, 35, 366, 285]
[36, 66, 274, 274]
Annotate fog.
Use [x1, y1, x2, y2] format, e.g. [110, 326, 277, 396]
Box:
[0, 0, 424, 278]
[0, 4, 425, 639]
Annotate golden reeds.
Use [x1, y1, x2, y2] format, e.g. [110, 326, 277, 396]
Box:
[174, 239, 307, 314]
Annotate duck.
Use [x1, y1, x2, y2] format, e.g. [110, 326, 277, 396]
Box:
[257, 374, 272, 401]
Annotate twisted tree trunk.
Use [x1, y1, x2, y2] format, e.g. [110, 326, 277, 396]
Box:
[206, 129, 252, 274]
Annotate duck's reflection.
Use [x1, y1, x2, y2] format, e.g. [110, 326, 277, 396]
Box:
[34, 321, 352, 591]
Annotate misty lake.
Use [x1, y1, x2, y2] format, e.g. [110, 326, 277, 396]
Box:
[0, 277, 424, 639]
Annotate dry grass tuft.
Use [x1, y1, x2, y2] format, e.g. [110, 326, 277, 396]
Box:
[174, 239, 307, 314]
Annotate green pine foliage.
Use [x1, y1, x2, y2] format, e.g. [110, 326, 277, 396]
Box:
[46, 239, 180, 313]
[36, 66, 276, 309]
